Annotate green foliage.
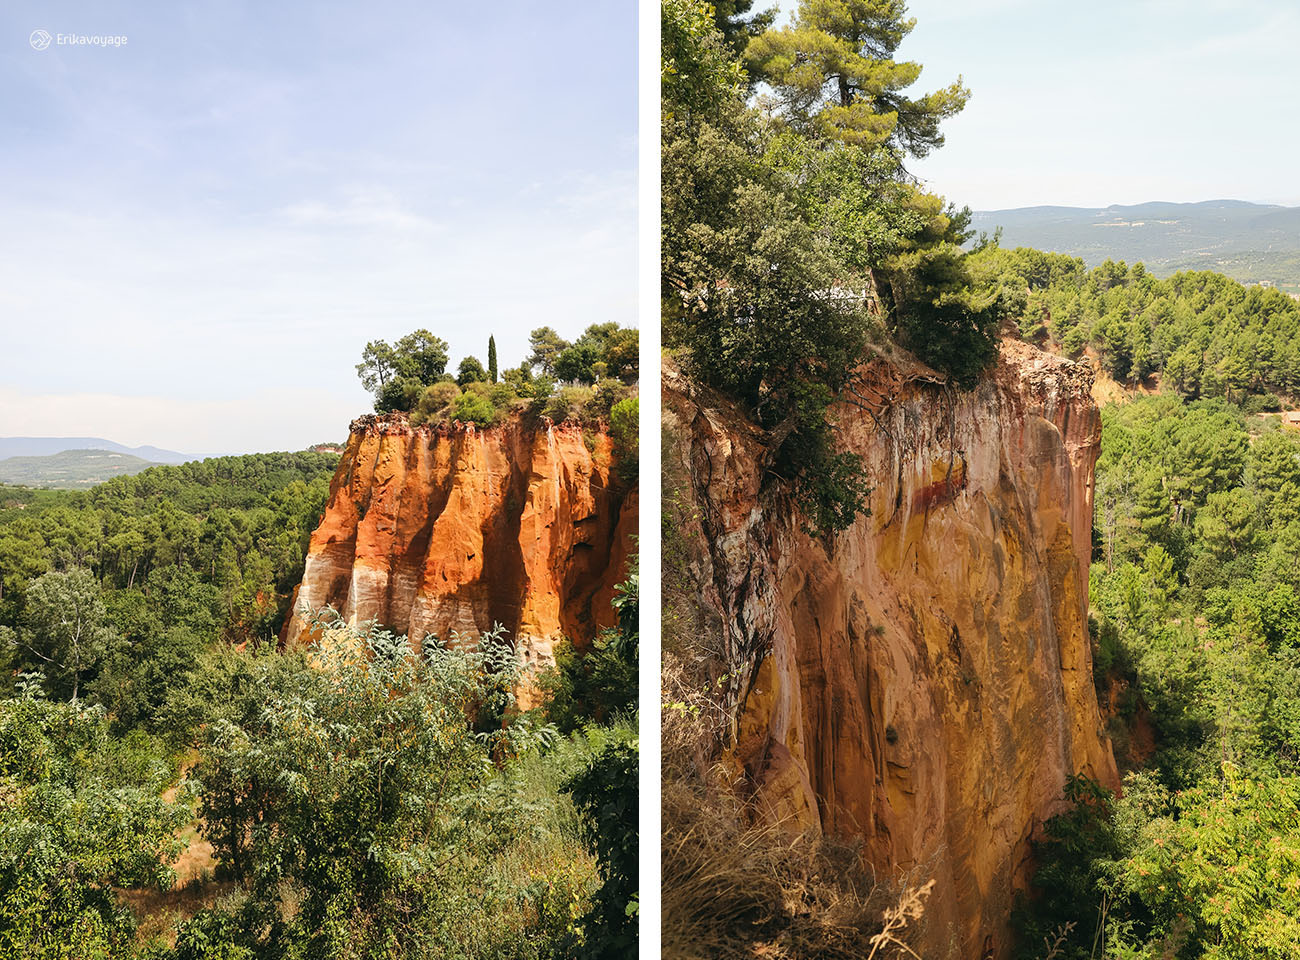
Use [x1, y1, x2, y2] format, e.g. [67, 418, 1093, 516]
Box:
[1014, 775, 1120, 960]
[12, 568, 119, 702]
[0, 381, 632, 959]
[528, 327, 570, 378]
[542, 386, 595, 424]
[970, 246, 1300, 399]
[1022, 769, 1300, 959]
[609, 397, 639, 483]
[358, 331, 452, 413]
[1109, 767, 1300, 957]
[0, 685, 187, 958]
[0, 453, 335, 720]
[452, 388, 498, 426]
[663, 0, 995, 534]
[456, 355, 487, 386]
[1020, 352, 1300, 957]
[745, 0, 969, 156]
[884, 241, 1008, 388]
[410, 380, 463, 427]
[362, 327, 634, 420]
[661, 0, 745, 122]
[542, 570, 638, 734]
[538, 568, 639, 959]
[565, 732, 638, 959]
[710, 0, 775, 58]
[550, 325, 639, 386]
[190, 617, 567, 956]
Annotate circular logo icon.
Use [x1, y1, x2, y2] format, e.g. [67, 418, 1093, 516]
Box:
[30, 29, 52, 50]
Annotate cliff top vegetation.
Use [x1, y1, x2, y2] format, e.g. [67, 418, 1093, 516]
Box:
[354, 324, 638, 432]
[663, 0, 1021, 534]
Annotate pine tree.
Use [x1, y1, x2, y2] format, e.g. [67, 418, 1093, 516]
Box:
[746, 0, 968, 156]
[487, 335, 498, 383]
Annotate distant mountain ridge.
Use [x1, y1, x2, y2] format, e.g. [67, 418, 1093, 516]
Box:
[0, 449, 162, 490]
[0, 437, 190, 464]
[970, 199, 1300, 293]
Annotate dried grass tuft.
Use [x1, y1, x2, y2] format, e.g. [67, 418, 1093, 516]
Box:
[661, 651, 932, 959]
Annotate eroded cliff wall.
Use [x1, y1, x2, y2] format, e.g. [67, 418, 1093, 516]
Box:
[663, 340, 1118, 959]
[282, 413, 636, 685]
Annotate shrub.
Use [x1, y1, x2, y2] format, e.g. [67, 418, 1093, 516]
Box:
[609, 397, 638, 483]
[884, 243, 1006, 389]
[1243, 392, 1283, 414]
[452, 390, 497, 426]
[529, 373, 557, 400]
[566, 731, 639, 958]
[541, 386, 593, 423]
[0, 686, 188, 958]
[376, 376, 425, 413]
[411, 381, 462, 426]
[542, 569, 638, 733]
[190, 618, 560, 956]
[489, 381, 518, 408]
[584, 378, 632, 419]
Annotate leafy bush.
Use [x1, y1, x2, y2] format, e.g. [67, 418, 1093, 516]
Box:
[189, 617, 568, 957]
[584, 378, 633, 419]
[452, 389, 498, 426]
[1242, 392, 1283, 414]
[884, 242, 1008, 388]
[542, 570, 638, 733]
[566, 731, 638, 958]
[411, 381, 462, 426]
[541, 386, 594, 423]
[0, 684, 188, 958]
[609, 397, 638, 482]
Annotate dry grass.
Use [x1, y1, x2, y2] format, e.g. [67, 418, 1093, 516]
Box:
[117, 878, 236, 948]
[662, 652, 930, 959]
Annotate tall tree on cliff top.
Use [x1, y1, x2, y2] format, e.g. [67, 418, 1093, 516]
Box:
[487, 335, 498, 383]
[393, 329, 450, 384]
[356, 340, 399, 396]
[746, 0, 969, 157]
[712, 0, 777, 58]
[528, 326, 570, 377]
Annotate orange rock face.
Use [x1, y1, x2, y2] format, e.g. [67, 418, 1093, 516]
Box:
[663, 341, 1118, 959]
[282, 413, 636, 693]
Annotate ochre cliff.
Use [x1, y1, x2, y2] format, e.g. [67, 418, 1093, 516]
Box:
[282, 413, 636, 693]
[663, 339, 1118, 959]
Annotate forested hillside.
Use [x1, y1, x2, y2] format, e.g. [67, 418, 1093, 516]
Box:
[0, 450, 162, 490]
[1008, 389, 1300, 957]
[970, 201, 1300, 294]
[972, 245, 1300, 402]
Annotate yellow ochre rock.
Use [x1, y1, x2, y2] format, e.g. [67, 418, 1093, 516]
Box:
[663, 339, 1118, 960]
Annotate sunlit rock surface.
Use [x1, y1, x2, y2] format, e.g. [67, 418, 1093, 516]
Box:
[663, 340, 1118, 959]
[282, 412, 637, 702]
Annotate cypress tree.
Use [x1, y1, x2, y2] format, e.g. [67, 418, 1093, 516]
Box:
[488, 335, 498, 383]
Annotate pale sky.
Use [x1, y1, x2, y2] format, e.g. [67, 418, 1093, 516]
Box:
[0, 1, 636, 457]
[774, 0, 1300, 210]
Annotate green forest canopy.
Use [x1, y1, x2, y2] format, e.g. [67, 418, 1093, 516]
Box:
[972, 244, 1300, 402]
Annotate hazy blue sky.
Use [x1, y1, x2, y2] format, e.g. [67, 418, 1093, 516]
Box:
[0, 1, 636, 456]
[775, 0, 1300, 210]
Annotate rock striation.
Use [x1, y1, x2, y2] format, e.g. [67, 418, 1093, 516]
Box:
[282, 413, 636, 691]
[663, 339, 1118, 959]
